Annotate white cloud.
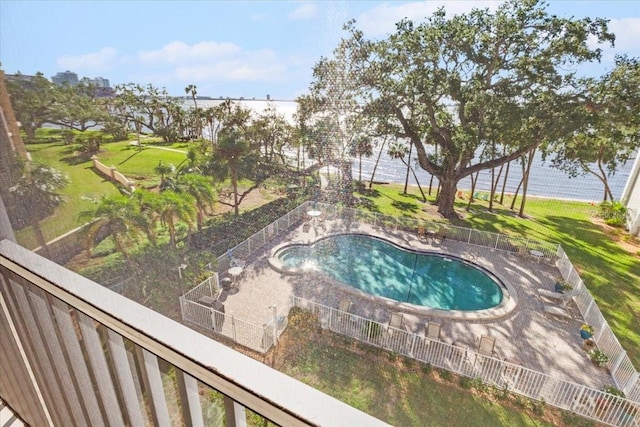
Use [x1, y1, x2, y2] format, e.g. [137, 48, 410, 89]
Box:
[173, 49, 287, 82]
[288, 3, 318, 20]
[357, 1, 502, 37]
[138, 41, 241, 65]
[609, 17, 640, 53]
[56, 47, 118, 71]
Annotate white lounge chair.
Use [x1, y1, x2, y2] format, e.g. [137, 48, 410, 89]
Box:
[389, 312, 404, 329]
[425, 322, 441, 341]
[543, 305, 572, 320]
[338, 298, 352, 313]
[537, 288, 573, 306]
[477, 335, 497, 357]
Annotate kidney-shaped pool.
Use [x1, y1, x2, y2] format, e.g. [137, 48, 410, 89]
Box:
[272, 233, 507, 311]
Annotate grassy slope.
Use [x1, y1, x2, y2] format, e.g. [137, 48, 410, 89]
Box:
[17, 139, 188, 248]
[16, 142, 120, 247]
[99, 140, 188, 188]
[356, 183, 640, 367]
[274, 310, 592, 427]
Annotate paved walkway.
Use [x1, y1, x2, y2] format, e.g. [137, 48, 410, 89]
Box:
[214, 219, 614, 390]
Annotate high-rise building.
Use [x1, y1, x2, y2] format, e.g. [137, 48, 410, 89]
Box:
[51, 70, 79, 86]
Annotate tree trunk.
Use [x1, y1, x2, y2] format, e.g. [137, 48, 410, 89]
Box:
[33, 221, 50, 258]
[403, 141, 413, 194]
[586, 159, 615, 202]
[466, 172, 479, 210]
[401, 158, 427, 202]
[437, 179, 458, 218]
[510, 177, 523, 210]
[24, 124, 37, 142]
[368, 137, 387, 189]
[196, 209, 203, 230]
[168, 221, 177, 248]
[232, 168, 239, 216]
[518, 148, 536, 217]
[489, 165, 504, 211]
[499, 161, 511, 205]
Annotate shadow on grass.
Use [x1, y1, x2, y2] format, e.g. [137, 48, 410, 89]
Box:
[60, 151, 94, 166]
[118, 147, 146, 165]
[391, 200, 419, 214]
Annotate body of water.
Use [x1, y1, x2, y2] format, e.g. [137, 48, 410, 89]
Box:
[198, 99, 634, 202]
[275, 234, 503, 311]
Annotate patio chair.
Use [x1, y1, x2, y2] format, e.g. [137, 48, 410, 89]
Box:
[537, 288, 573, 306]
[338, 298, 352, 313]
[425, 322, 441, 341]
[436, 226, 447, 243]
[417, 225, 426, 241]
[230, 258, 246, 268]
[389, 312, 404, 329]
[543, 305, 572, 320]
[477, 335, 497, 357]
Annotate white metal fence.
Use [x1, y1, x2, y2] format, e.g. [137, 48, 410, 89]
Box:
[181, 200, 637, 423]
[292, 296, 639, 427]
[180, 274, 289, 353]
[1, 240, 385, 427]
[215, 200, 557, 276]
[556, 246, 640, 402]
[215, 202, 311, 273]
[310, 201, 558, 258]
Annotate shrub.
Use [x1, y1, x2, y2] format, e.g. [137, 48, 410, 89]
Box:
[531, 398, 546, 415]
[459, 376, 473, 389]
[601, 385, 625, 398]
[438, 368, 453, 382]
[597, 201, 627, 227]
[588, 349, 609, 367]
[421, 363, 433, 375]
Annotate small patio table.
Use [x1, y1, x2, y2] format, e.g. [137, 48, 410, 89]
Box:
[228, 266, 244, 285]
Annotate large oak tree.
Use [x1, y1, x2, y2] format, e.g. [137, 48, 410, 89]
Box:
[311, 0, 614, 217]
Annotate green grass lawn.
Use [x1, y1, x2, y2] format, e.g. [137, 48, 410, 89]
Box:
[98, 140, 188, 188]
[275, 309, 594, 427]
[16, 137, 188, 248]
[356, 183, 640, 367]
[16, 142, 121, 248]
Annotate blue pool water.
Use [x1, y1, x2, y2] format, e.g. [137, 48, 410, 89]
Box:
[276, 234, 503, 311]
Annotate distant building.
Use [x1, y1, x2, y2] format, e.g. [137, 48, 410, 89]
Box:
[81, 76, 113, 97]
[82, 76, 110, 88]
[51, 70, 79, 86]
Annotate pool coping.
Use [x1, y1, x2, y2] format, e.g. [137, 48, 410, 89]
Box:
[268, 231, 518, 321]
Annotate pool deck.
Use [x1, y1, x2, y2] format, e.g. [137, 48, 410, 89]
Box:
[214, 218, 614, 390]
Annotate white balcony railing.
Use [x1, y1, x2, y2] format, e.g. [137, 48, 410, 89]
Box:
[0, 239, 388, 426]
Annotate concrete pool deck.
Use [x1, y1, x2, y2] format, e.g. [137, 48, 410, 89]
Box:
[214, 218, 614, 390]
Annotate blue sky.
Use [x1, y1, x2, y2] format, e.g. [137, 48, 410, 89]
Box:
[1, 1, 639, 99]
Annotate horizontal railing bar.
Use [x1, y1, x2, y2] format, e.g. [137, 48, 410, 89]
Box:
[1, 240, 388, 427]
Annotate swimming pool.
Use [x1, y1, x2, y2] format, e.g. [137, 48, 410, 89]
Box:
[273, 234, 505, 311]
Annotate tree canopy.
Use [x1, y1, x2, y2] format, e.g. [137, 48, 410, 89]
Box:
[309, 0, 615, 217]
[545, 55, 640, 201]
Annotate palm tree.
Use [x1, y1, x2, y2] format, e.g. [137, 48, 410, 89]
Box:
[350, 135, 373, 182]
[210, 131, 250, 216]
[388, 142, 427, 202]
[79, 194, 152, 261]
[184, 84, 198, 110]
[9, 163, 68, 257]
[154, 160, 176, 189]
[157, 190, 196, 248]
[184, 84, 200, 138]
[175, 174, 216, 230]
